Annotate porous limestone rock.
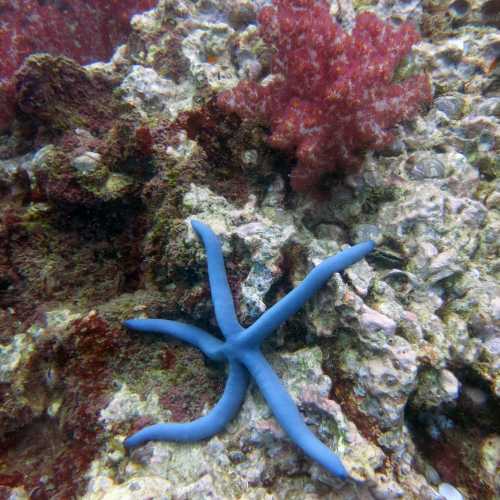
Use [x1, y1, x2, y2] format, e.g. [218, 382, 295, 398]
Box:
[86, 346, 385, 499]
[411, 368, 461, 410]
[183, 183, 296, 322]
[99, 384, 168, 433]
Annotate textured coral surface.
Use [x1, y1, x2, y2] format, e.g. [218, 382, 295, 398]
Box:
[0, 0, 156, 130]
[218, 0, 432, 192]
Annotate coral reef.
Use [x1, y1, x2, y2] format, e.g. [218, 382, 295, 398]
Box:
[0, 311, 130, 498]
[0, 0, 498, 498]
[9, 54, 158, 208]
[0, 0, 156, 131]
[15, 55, 124, 136]
[218, 0, 432, 192]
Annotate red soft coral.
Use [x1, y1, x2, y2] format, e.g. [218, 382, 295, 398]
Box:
[218, 0, 432, 192]
[0, 0, 156, 131]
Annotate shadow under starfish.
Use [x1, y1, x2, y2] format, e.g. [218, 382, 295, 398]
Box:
[123, 220, 375, 479]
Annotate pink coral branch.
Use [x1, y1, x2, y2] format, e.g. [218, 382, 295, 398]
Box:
[218, 0, 432, 192]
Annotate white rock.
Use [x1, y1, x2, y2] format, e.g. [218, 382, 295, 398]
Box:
[438, 482, 464, 500]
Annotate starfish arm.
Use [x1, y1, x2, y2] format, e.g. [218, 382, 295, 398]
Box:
[124, 361, 249, 448]
[241, 240, 375, 347]
[241, 349, 349, 479]
[123, 319, 225, 361]
[191, 220, 243, 338]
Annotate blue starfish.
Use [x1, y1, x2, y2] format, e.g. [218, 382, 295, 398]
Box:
[123, 220, 375, 479]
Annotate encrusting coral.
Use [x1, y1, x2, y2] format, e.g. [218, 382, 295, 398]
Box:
[124, 220, 375, 479]
[218, 0, 432, 192]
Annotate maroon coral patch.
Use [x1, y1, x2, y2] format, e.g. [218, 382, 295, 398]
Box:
[218, 0, 432, 192]
[0, 0, 157, 130]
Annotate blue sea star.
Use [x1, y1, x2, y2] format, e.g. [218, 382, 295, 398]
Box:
[123, 220, 375, 479]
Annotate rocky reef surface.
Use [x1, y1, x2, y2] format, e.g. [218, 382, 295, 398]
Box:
[0, 0, 498, 499]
